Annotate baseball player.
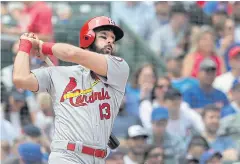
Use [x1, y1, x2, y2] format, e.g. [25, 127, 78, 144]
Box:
[13, 16, 129, 164]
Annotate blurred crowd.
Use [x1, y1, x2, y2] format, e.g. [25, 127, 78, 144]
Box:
[1, 1, 240, 164]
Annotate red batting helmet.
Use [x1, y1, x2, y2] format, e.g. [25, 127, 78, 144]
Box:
[79, 16, 124, 48]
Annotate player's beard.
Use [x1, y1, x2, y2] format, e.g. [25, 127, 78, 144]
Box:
[89, 43, 115, 55]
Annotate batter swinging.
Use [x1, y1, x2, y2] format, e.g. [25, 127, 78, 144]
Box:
[13, 16, 129, 164]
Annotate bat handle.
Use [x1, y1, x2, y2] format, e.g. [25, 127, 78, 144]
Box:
[45, 57, 54, 66]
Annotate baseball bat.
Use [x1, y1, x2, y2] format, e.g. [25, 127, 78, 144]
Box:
[45, 57, 54, 66]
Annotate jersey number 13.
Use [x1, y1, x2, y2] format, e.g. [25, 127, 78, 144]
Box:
[99, 103, 111, 120]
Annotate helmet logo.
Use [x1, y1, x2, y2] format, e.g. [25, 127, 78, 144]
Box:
[109, 19, 115, 25]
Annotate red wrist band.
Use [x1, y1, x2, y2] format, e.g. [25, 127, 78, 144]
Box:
[42, 42, 55, 56]
[19, 39, 32, 55]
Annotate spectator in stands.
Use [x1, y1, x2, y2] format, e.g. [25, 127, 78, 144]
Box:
[218, 113, 240, 153]
[106, 150, 125, 164]
[149, 3, 188, 57]
[123, 125, 148, 164]
[183, 58, 229, 113]
[201, 105, 238, 160]
[187, 25, 202, 54]
[183, 135, 209, 163]
[1, 2, 11, 25]
[233, 1, 240, 42]
[139, 76, 170, 130]
[34, 92, 54, 140]
[214, 45, 240, 94]
[22, 124, 51, 154]
[22, 124, 42, 143]
[125, 64, 157, 117]
[203, 1, 231, 17]
[111, 1, 154, 38]
[221, 79, 240, 118]
[163, 88, 204, 140]
[143, 145, 164, 164]
[5, 2, 24, 28]
[209, 2, 230, 49]
[149, 108, 185, 164]
[2, 135, 26, 164]
[23, 1, 58, 65]
[1, 44, 45, 92]
[17, 142, 48, 164]
[218, 18, 236, 57]
[112, 96, 142, 147]
[1, 2, 8, 15]
[1, 141, 11, 162]
[2, 2, 52, 39]
[56, 3, 72, 25]
[5, 88, 32, 134]
[166, 53, 199, 93]
[199, 149, 222, 164]
[144, 1, 171, 41]
[1, 103, 18, 145]
[1, 80, 8, 105]
[1, 48, 41, 125]
[3, 1, 58, 65]
[182, 26, 225, 78]
[2, 2, 53, 41]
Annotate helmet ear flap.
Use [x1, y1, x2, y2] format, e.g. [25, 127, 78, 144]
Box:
[81, 30, 95, 48]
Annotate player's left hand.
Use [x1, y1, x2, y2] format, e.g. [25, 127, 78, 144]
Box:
[26, 33, 47, 61]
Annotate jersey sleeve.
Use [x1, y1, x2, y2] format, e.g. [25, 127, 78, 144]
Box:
[97, 55, 130, 92]
[31, 67, 52, 93]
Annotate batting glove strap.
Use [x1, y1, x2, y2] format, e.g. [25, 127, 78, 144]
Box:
[42, 42, 55, 56]
[19, 39, 32, 55]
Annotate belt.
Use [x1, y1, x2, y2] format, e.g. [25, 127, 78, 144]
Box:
[51, 140, 107, 159]
[67, 142, 107, 158]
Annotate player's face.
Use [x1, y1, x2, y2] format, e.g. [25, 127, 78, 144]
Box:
[94, 30, 116, 55]
[203, 111, 220, 134]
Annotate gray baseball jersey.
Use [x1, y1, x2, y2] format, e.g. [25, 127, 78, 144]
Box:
[31, 55, 129, 151]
